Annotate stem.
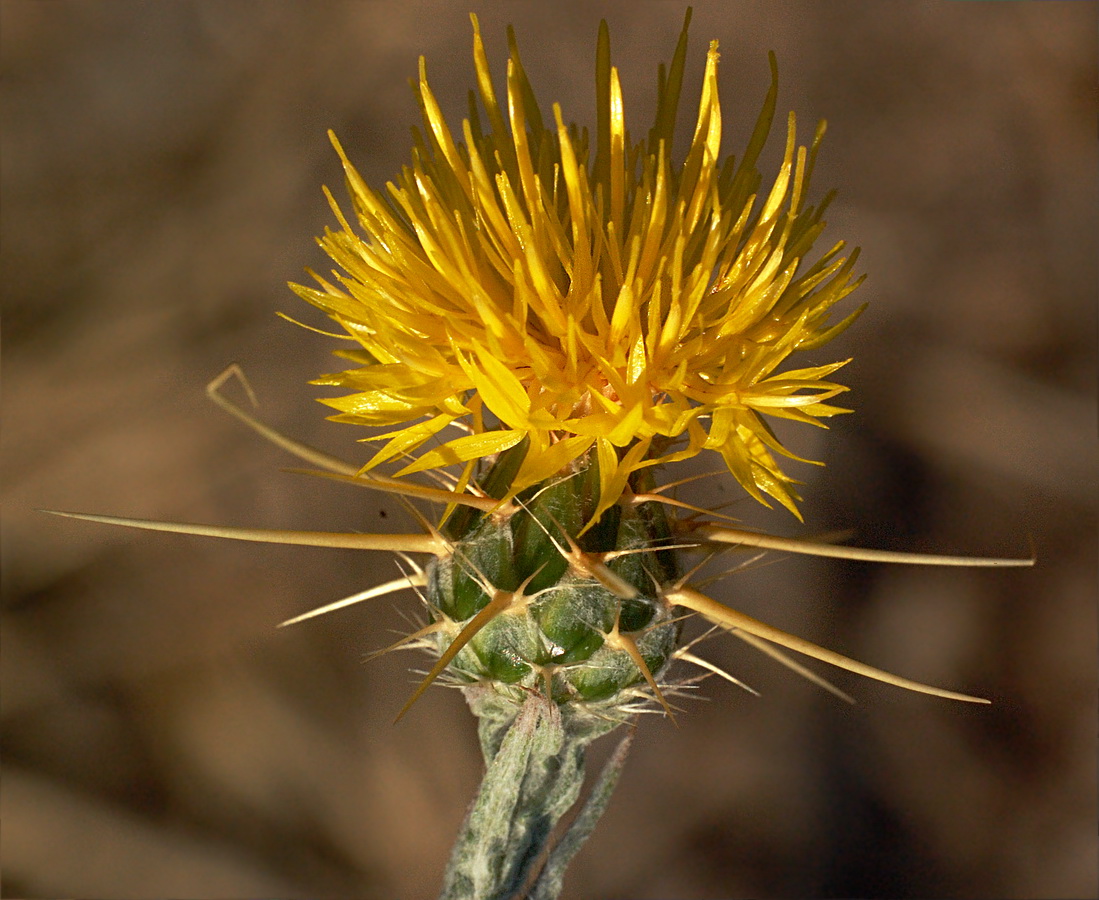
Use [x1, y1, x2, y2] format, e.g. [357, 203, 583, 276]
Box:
[526, 728, 634, 900]
[438, 691, 627, 900]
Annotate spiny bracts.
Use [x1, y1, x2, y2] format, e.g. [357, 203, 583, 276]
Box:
[422, 442, 682, 720]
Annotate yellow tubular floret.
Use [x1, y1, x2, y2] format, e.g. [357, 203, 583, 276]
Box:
[291, 11, 864, 520]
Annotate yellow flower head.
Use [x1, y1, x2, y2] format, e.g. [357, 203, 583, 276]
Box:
[292, 11, 865, 522]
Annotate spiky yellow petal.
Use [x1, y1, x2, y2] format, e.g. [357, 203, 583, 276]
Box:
[294, 12, 863, 515]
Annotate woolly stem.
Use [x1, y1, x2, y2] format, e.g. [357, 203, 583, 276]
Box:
[526, 727, 635, 900]
[437, 691, 624, 900]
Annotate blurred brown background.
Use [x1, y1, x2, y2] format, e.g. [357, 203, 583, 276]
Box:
[2, 2, 1095, 898]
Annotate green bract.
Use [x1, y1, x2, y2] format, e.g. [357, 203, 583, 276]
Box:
[427, 442, 682, 716]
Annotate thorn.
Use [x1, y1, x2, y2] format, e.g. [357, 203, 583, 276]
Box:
[285, 469, 508, 513]
[670, 545, 727, 590]
[439, 459, 479, 530]
[674, 623, 722, 657]
[690, 551, 772, 589]
[626, 491, 740, 522]
[645, 468, 729, 495]
[393, 552, 426, 577]
[542, 509, 640, 600]
[365, 621, 447, 662]
[516, 501, 638, 600]
[688, 523, 1036, 568]
[640, 609, 695, 636]
[667, 584, 990, 704]
[602, 541, 699, 562]
[278, 571, 429, 627]
[449, 544, 500, 599]
[394, 587, 516, 722]
[398, 493, 441, 537]
[43, 510, 449, 556]
[730, 629, 855, 704]
[206, 364, 358, 475]
[275, 311, 356, 339]
[538, 663, 557, 701]
[603, 615, 678, 724]
[579, 554, 638, 600]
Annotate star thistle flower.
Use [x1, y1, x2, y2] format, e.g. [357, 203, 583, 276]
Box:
[293, 12, 864, 523]
[47, 11, 1033, 900]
